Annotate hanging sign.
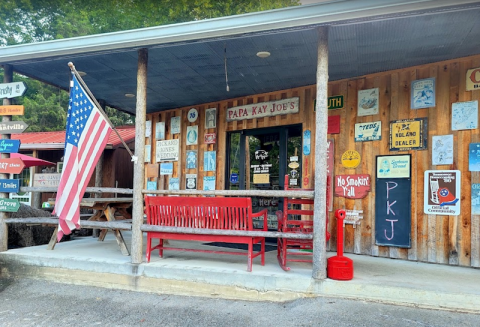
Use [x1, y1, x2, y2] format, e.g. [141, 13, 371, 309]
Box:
[0, 139, 20, 153]
[0, 179, 20, 193]
[326, 139, 334, 211]
[341, 150, 361, 169]
[355, 121, 381, 142]
[226, 97, 299, 122]
[160, 162, 173, 175]
[187, 108, 198, 122]
[424, 170, 461, 216]
[0, 105, 24, 116]
[466, 67, 480, 91]
[0, 82, 27, 99]
[204, 133, 216, 144]
[335, 174, 371, 199]
[0, 198, 20, 212]
[0, 158, 25, 174]
[327, 115, 340, 134]
[389, 118, 428, 151]
[156, 139, 179, 162]
[230, 173, 238, 184]
[328, 95, 344, 110]
[0, 121, 28, 134]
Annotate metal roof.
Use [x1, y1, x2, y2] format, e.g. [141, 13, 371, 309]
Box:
[11, 126, 135, 150]
[1, 0, 480, 115]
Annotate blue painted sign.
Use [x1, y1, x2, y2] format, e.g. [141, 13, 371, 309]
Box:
[230, 173, 238, 184]
[160, 162, 173, 175]
[303, 130, 311, 155]
[0, 179, 20, 193]
[0, 139, 20, 153]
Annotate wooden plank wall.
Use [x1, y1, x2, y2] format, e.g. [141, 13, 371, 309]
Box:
[146, 54, 480, 268]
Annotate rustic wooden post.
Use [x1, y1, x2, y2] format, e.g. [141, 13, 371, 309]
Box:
[312, 27, 329, 280]
[31, 150, 42, 209]
[0, 64, 13, 252]
[131, 48, 148, 264]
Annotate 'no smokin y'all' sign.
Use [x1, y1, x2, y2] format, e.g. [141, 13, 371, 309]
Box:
[226, 97, 299, 122]
[335, 174, 371, 199]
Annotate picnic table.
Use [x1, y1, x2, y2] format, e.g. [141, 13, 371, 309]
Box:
[47, 197, 133, 255]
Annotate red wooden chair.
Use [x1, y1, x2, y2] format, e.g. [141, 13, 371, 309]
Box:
[277, 175, 330, 271]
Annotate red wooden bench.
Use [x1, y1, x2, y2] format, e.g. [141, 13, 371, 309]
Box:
[276, 175, 330, 271]
[144, 196, 268, 272]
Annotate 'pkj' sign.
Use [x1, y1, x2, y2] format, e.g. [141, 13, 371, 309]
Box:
[0, 121, 28, 134]
[0, 139, 20, 153]
[0, 82, 27, 99]
[0, 158, 25, 174]
[0, 198, 20, 212]
[0, 179, 20, 193]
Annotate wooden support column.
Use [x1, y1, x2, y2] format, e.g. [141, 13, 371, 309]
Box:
[95, 99, 106, 194]
[31, 150, 42, 209]
[312, 27, 329, 280]
[0, 64, 13, 252]
[131, 48, 148, 264]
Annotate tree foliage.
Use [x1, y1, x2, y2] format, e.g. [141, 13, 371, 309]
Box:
[0, 0, 299, 131]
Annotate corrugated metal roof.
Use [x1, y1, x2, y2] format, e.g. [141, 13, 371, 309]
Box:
[11, 126, 135, 150]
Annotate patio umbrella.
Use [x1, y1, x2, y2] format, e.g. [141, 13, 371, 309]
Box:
[10, 153, 56, 168]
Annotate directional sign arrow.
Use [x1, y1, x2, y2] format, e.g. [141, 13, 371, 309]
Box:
[0, 82, 27, 99]
[0, 158, 25, 174]
[0, 198, 20, 212]
[0, 121, 28, 134]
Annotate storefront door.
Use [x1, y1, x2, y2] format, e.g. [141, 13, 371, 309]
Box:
[226, 125, 303, 230]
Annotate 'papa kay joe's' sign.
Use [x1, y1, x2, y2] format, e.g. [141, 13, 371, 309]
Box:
[226, 97, 299, 122]
[389, 118, 428, 151]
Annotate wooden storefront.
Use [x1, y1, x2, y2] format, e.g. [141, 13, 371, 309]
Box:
[145, 53, 480, 268]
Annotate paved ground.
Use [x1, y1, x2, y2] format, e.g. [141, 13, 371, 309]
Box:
[1, 277, 479, 327]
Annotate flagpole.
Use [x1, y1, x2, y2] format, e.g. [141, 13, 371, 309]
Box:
[67, 62, 135, 158]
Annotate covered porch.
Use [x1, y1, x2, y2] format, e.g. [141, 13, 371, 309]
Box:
[1, 232, 480, 313]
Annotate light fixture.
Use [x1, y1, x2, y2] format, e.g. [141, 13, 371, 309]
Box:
[256, 51, 271, 58]
[124, 93, 135, 98]
[77, 71, 87, 76]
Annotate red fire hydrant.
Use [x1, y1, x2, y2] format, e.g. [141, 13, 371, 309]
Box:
[327, 209, 354, 280]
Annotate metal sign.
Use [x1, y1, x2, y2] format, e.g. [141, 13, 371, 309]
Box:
[328, 95, 344, 110]
[0, 121, 28, 134]
[0, 139, 20, 153]
[0, 158, 25, 174]
[0, 179, 20, 193]
[0, 198, 20, 212]
[0, 105, 24, 116]
[0, 82, 27, 99]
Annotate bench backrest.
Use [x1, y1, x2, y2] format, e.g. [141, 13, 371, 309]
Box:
[145, 196, 255, 230]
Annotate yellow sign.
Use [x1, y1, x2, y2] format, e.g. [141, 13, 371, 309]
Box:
[0, 105, 24, 116]
[341, 150, 361, 169]
[253, 173, 270, 184]
[389, 118, 427, 151]
[466, 67, 480, 91]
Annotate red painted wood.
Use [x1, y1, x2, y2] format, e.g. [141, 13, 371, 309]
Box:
[144, 196, 268, 271]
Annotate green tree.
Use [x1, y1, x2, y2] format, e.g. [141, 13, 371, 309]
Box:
[0, 0, 299, 131]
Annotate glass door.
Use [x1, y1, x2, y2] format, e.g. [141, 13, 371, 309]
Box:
[226, 125, 302, 230]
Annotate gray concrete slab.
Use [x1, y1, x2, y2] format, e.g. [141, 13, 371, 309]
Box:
[1, 232, 479, 313]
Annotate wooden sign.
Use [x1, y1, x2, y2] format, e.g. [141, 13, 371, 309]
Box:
[344, 209, 364, 227]
[33, 173, 61, 187]
[226, 97, 299, 122]
[0, 105, 24, 116]
[145, 164, 159, 178]
[0, 139, 20, 153]
[328, 95, 344, 110]
[326, 139, 334, 211]
[156, 139, 179, 162]
[0, 121, 29, 134]
[0, 198, 20, 212]
[390, 118, 428, 151]
[0, 179, 20, 193]
[0, 158, 25, 174]
[335, 174, 371, 199]
[0, 82, 27, 99]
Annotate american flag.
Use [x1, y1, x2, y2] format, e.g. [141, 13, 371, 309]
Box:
[54, 73, 112, 241]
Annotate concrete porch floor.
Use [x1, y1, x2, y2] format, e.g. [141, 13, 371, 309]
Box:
[1, 231, 479, 313]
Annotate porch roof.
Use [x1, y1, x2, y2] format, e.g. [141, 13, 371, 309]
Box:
[0, 0, 479, 115]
